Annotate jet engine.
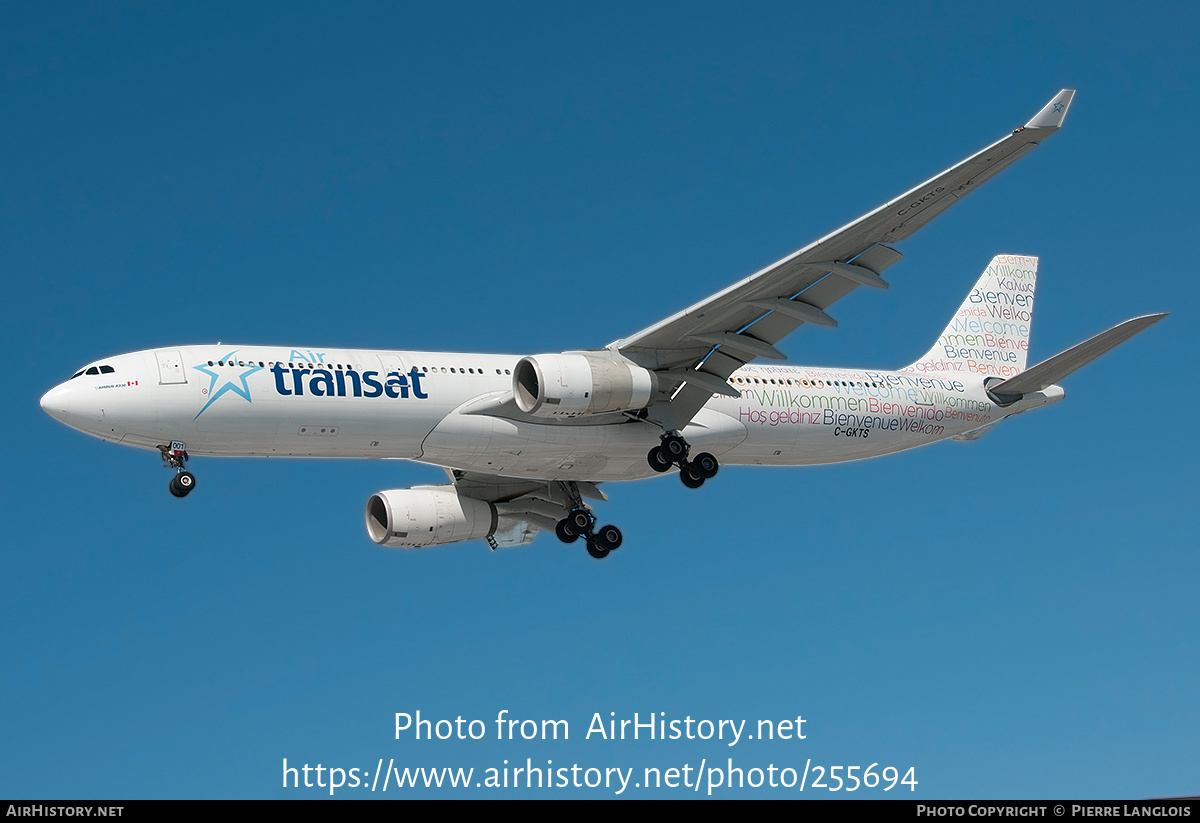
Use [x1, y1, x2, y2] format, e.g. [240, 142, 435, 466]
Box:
[513, 353, 657, 418]
[366, 488, 497, 548]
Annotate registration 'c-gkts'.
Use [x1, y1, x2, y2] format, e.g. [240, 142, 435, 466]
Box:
[40, 90, 1165, 559]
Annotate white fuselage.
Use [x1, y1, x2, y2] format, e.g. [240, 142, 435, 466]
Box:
[39, 344, 1064, 482]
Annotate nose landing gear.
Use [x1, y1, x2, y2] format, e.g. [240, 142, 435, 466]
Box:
[158, 441, 196, 498]
[647, 432, 719, 488]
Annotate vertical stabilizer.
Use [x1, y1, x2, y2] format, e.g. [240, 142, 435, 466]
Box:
[905, 255, 1037, 378]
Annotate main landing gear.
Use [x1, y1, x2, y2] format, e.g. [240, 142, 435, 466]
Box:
[158, 441, 196, 498]
[555, 507, 623, 559]
[553, 484, 623, 560]
[647, 432, 719, 489]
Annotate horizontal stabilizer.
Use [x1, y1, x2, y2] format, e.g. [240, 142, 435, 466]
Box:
[987, 313, 1166, 401]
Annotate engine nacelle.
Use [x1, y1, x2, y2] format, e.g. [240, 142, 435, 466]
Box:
[513, 353, 657, 418]
[366, 488, 497, 548]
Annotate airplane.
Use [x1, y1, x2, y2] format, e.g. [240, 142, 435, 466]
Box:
[38, 89, 1166, 559]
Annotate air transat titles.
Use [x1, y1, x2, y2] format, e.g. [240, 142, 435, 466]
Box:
[269, 363, 428, 399]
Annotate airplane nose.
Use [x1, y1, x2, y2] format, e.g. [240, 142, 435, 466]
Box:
[40, 384, 70, 422]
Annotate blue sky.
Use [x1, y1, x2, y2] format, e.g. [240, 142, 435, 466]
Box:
[3, 1, 1197, 799]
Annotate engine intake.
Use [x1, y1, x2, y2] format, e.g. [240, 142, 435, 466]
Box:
[366, 488, 497, 548]
[513, 354, 657, 418]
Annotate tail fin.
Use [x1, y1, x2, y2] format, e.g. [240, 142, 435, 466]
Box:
[905, 254, 1037, 378]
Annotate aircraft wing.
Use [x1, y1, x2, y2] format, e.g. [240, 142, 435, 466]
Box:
[611, 90, 1075, 426]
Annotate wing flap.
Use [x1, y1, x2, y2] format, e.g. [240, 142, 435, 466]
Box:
[621, 245, 904, 371]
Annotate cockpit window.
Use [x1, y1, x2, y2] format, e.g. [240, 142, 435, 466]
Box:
[73, 364, 116, 378]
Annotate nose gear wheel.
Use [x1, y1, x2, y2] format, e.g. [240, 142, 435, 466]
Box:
[158, 441, 196, 497]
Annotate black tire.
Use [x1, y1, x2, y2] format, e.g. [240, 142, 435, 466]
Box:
[595, 525, 623, 551]
[586, 539, 610, 559]
[176, 471, 196, 492]
[555, 518, 579, 544]
[169, 476, 187, 497]
[692, 452, 719, 479]
[568, 509, 592, 533]
[680, 467, 705, 489]
[647, 446, 672, 473]
[662, 435, 688, 460]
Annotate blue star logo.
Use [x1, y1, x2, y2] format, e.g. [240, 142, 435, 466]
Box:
[193, 350, 263, 419]
[1053, 101, 1065, 113]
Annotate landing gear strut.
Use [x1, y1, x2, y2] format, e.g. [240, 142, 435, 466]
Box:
[553, 483, 622, 559]
[647, 432, 719, 488]
[158, 441, 196, 498]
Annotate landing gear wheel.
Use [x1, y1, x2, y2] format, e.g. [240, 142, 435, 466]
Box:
[661, 434, 688, 462]
[647, 446, 672, 473]
[586, 538, 610, 559]
[169, 471, 196, 497]
[595, 524, 623, 551]
[555, 518, 579, 544]
[160, 442, 194, 497]
[692, 452, 719, 480]
[568, 508, 592, 533]
[680, 467, 705, 489]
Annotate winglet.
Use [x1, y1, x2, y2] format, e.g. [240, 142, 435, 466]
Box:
[1025, 89, 1075, 130]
